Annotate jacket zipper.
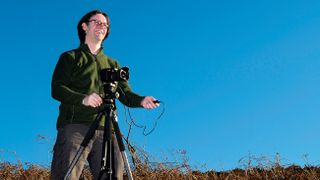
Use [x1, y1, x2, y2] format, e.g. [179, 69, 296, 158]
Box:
[95, 56, 104, 97]
[70, 105, 75, 123]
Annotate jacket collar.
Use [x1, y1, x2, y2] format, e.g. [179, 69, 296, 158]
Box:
[79, 43, 104, 56]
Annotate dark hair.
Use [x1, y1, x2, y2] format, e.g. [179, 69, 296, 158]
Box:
[77, 10, 110, 44]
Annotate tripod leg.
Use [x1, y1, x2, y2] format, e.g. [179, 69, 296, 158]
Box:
[64, 112, 104, 180]
[98, 139, 113, 180]
[64, 147, 85, 180]
[98, 108, 113, 180]
[121, 152, 134, 180]
[112, 114, 134, 180]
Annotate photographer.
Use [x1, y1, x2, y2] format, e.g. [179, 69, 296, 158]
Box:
[51, 10, 158, 180]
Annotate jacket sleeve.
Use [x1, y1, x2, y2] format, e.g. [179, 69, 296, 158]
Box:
[113, 61, 145, 107]
[117, 80, 145, 107]
[51, 52, 86, 105]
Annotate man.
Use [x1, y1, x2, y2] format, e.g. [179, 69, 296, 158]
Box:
[51, 10, 159, 180]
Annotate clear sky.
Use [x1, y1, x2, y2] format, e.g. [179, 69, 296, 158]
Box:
[1, 0, 320, 171]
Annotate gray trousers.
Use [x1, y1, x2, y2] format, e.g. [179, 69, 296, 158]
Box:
[51, 124, 124, 180]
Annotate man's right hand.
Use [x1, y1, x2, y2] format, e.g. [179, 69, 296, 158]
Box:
[82, 93, 103, 107]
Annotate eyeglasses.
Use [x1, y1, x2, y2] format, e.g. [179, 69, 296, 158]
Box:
[88, 19, 109, 29]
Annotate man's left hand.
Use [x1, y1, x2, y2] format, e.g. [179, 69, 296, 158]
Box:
[141, 96, 159, 109]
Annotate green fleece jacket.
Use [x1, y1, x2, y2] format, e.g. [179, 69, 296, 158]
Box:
[51, 44, 144, 128]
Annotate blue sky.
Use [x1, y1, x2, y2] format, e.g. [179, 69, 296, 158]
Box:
[1, 0, 320, 171]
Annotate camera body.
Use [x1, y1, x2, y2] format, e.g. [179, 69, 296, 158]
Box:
[100, 67, 129, 83]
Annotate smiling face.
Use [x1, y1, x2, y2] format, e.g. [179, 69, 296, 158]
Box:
[82, 13, 109, 44]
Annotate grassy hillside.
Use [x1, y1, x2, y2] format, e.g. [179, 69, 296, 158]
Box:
[1, 160, 320, 179]
[1, 142, 319, 179]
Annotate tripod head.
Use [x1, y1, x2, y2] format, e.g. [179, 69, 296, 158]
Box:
[100, 67, 130, 106]
[102, 82, 119, 110]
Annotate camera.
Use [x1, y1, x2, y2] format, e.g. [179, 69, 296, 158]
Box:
[100, 67, 129, 83]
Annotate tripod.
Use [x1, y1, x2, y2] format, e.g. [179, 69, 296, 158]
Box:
[64, 83, 133, 180]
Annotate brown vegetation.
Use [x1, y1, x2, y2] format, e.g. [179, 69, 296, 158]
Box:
[1, 144, 319, 179]
[1, 160, 320, 179]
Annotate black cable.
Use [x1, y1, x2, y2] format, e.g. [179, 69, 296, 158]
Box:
[117, 85, 165, 136]
[127, 101, 165, 136]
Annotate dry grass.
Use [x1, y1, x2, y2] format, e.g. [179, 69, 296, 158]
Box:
[1, 144, 319, 179]
[1, 156, 320, 180]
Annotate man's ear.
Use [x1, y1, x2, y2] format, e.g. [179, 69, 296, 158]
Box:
[82, 22, 88, 32]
